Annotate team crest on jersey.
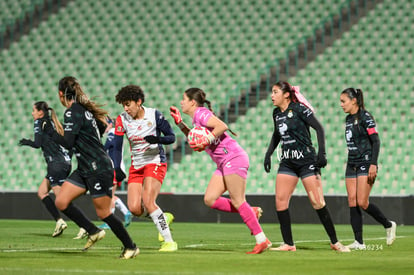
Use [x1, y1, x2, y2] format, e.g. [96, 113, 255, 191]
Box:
[147, 121, 153, 127]
[85, 111, 93, 120]
[137, 125, 142, 131]
[287, 110, 293, 118]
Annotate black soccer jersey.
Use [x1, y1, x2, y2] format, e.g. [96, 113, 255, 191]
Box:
[344, 109, 378, 164]
[272, 102, 316, 161]
[62, 103, 112, 175]
[30, 117, 71, 164]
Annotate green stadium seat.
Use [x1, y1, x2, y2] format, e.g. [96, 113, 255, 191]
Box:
[1, 0, 413, 194]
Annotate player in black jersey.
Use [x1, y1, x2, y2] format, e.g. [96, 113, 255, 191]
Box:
[340, 88, 396, 250]
[45, 76, 138, 259]
[19, 101, 71, 237]
[97, 117, 132, 230]
[264, 81, 349, 252]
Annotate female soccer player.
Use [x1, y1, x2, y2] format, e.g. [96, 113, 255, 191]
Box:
[114, 85, 177, 252]
[170, 87, 271, 254]
[264, 81, 349, 252]
[45, 76, 138, 259]
[19, 101, 71, 237]
[98, 117, 132, 230]
[340, 88, 396, 249]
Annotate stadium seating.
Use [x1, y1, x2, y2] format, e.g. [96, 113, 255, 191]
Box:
[166, 0, 414, 195]
[1, 0, 413, 195]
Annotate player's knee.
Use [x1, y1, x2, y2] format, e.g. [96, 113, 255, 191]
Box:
[357, 199, 369, 210]
[203, 196, 215, 208]
[55, 197, 68, 211]
[96, 210, 111, 220]
[309, 196, 326, 209]
[347, 196, 357, 207]
[128, 204, 143, 216]
[312, 201, 326, 210]
[142, 201, 158, 214]
[229, 198, 244, 209]
[275, 197, 289, 211]
[37, 191, 46, 200]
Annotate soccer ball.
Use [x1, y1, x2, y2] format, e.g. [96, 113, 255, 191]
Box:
[188, 126, 211, 143]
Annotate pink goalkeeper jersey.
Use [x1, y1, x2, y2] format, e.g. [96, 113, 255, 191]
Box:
[192, 107, 245, 166]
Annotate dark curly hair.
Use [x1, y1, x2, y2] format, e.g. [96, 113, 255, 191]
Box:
[115, 85, 145, 105]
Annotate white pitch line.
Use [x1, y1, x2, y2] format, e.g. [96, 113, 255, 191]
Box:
[1, 236, 406, 252]
[0, 245, 159, 253]
[0, 267, 172, 274]
[183, 236, 406, 248]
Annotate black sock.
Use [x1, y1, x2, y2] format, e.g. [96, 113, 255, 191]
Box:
[316, 206, 338, 244]
[41, 195, 60, 221]
[62, 203, 99, 235]
[350, 206, 363, 243]
[103, 214, 135, 249]
[277, 209, 294, 246]
[364, 203, 392, 228]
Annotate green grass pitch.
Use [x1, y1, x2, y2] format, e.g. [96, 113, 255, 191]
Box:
[0, 219, 413, 274]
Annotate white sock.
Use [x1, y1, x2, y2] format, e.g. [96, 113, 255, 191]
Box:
[254, 232, 266, 244]
[149, 208, 173, 242]
[115, 198, 129, 215]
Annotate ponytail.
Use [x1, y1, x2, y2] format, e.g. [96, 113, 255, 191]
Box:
[49, 108, 64, 136]
[354, 88, 365, 110]
[59, 76, 108, 125]
[34, 101, 64, 136]
[341, 88, 373, 121]
[185, 88, 237, 136]
[341, 88, 365, 111]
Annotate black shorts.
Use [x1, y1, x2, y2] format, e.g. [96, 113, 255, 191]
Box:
[345, 162, 370, 178]
[46, 162, 71, 187]
[66, 169, 113, 198]
[278, 158, 320, 179]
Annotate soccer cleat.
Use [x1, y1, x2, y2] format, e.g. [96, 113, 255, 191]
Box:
[124, 211, 133, 228]
[330, 242, 351, 252]
[98, 223, 111, 230]
[269, 243, 296, 251]
[52, 219, 67, 237]
[159, 241, 178, 252]
[119, 245, 140, 259]
[246, 238, 272, 254]
[386, 221, 397, 245]
[346, 240, 366, 250]
[252, 207, 263, 220]
[83, 230, 106, 251]
[73, 228, 88, 239]
[158, 212, 175, 242]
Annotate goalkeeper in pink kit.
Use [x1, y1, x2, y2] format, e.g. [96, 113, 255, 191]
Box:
[170, 87, 271, 254]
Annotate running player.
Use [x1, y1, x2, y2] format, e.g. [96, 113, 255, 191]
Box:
[45, 76, 138, 259]
[114, 85, 177, 252]
[340, 88, 396, 249]
[98, 117, 132, 230]
[19, 101, 71, 237]
[264, 81, 349, 252]
[170, 87, 271, 254]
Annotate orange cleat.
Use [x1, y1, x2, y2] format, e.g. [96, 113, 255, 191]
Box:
[246, 238, 272, 254]
[252, 207, 263, 220]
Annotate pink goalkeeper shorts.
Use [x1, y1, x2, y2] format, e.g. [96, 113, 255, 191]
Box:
[213, 152, 249, 179]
